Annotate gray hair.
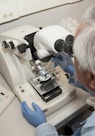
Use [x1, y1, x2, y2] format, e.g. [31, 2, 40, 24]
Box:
[73, 21, 95, 74]
[73, 5, 95, 74]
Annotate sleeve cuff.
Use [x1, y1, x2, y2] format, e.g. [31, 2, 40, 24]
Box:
[35, 123, 58, 136]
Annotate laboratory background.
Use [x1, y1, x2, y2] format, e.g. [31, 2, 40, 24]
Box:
[0, 0, 95, 136]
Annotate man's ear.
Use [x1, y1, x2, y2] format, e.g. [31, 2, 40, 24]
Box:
[89, 73, 95, 89]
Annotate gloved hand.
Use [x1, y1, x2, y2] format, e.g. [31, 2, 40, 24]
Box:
[21, 101, 47, 127]
[52, 52, 75, 76]
[65, 65, 75, 76]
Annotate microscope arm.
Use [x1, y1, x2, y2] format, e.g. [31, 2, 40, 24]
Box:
[33, 25, 71, 59]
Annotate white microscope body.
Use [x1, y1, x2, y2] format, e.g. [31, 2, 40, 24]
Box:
[0, 25, 76, 115]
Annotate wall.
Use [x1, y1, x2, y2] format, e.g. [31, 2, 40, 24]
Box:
[0, 0, 94, 32]
[0, 0, 81, 24]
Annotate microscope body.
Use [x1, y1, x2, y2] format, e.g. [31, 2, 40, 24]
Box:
[0, 25, 76, 115]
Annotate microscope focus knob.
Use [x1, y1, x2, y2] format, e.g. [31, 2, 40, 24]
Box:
[8, 41, 15, 49]
[2, 41, 9, 48]
[17, 44, 29, 53]
[2, 40, 18, 49]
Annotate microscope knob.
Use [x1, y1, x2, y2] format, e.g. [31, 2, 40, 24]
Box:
[8, 41, 15, 49]
[17, 44, 29, 53]
[2, 40, 9, 48]
[54, 39, 65, 52]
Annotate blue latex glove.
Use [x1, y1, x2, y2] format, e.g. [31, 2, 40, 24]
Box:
[52, 52, 75, 76]
[64, 65, 75, 76]
[21, 101, 47, 127]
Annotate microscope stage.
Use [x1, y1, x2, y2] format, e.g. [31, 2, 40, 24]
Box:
[14, 67, 76, 116]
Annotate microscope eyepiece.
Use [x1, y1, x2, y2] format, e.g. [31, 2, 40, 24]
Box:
[54, 34, 74, 56]
[54, 39, 65, 52]
[66, 34, 74, 42]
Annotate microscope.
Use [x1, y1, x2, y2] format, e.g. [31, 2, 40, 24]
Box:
[0, 25, 76, 115]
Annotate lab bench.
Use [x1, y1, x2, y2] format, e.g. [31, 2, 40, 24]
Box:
[0, 73, 91, 136]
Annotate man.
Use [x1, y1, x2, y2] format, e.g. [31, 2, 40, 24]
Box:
[21, 5, 95, 136]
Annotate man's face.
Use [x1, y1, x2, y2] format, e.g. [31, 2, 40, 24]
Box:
[74, 57, 89, 88]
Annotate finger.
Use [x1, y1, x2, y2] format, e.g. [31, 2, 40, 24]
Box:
[22, 101, 33, 113]
[32, 102, 42, 112]
[53, 57, 60, 63]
